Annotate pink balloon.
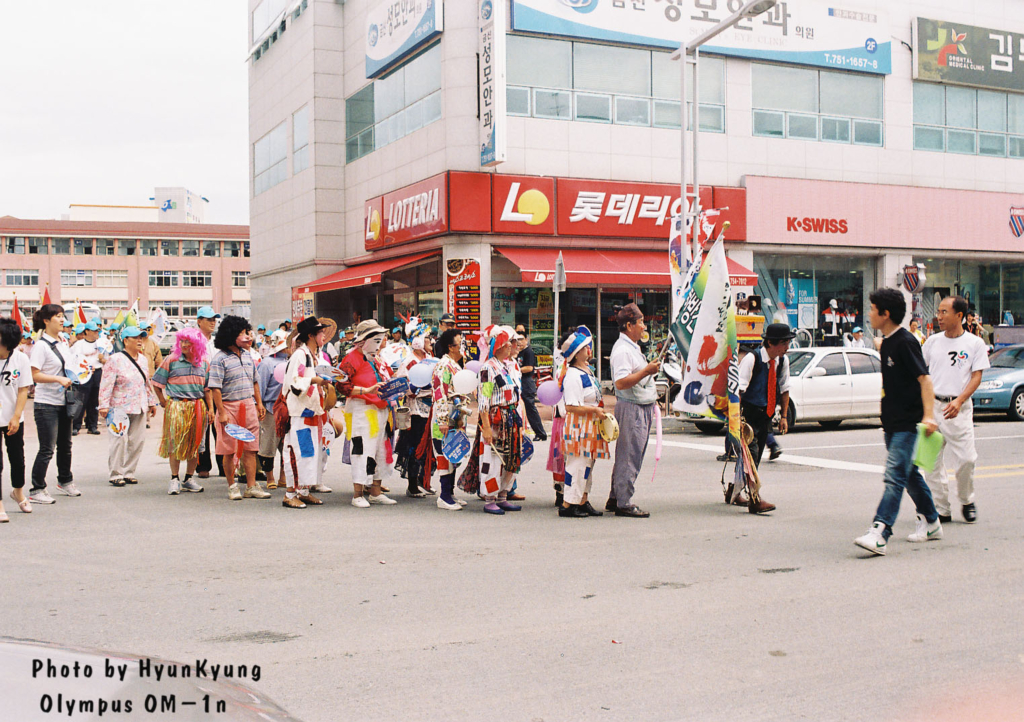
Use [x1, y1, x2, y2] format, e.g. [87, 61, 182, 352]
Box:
[537, 380, 563, 406]
[273, 362, 286, 384]
[465, 360, 483, 374]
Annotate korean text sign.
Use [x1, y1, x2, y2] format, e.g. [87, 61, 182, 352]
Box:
[365, 0, 444, 79]
[914, 16, 1024, 93]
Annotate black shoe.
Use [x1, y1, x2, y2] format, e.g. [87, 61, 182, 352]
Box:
[605, 498, 618, 513]
[255, 470, 267, 482]
[716, 453, 737, 462]
[87, 429, 101, 435]
[769, 446, 783, 461]
[581, 501, 603, 517]
[962, 503, 977, 524]
[615, 505, 650, 518]
[558, 504, 588, 518]
[72, 430, 80, 436]
[938, 514, 952, 524]
[535, 433, 548, 442]
[554, 491, 563, 507]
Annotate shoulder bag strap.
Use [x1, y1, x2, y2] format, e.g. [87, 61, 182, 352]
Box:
[119, 351, 149, 384]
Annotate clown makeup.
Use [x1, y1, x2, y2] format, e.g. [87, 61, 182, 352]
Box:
[362, 334, 385, 354]
[236, 329, 252, 350]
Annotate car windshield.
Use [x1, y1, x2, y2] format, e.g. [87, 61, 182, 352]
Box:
[787, 351, 816, 376]
[989, 348, 1024, 368]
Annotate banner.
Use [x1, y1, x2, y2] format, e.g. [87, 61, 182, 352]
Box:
[913, 17, 1024, 93]
[479, 0, 507, 167]
[365, 0, 444, 78]
[446, 258, 482, 335]
[511, 0, 891, 74]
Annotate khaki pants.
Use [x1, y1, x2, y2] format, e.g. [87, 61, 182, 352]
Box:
[924, 399, 978, 516]
[109, 412, 146, 481]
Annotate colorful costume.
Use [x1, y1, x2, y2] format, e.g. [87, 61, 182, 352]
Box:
[561, 365, 609, 505]
[152, 357, 209, 461]
[471, 329, 523, 501]
[282, 345, 327, 496]
[338, 347, 393, 488]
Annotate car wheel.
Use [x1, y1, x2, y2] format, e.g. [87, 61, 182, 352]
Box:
[694, 419, 725, 434]
[1010, 388, 1024, 421]
[786, 404, 796, 429]
[819, 420, 843, 429]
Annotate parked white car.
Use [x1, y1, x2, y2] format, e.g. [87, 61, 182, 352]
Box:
[785, 347, 882, 428]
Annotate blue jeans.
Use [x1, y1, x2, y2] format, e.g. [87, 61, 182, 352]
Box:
[32, 403, 74, 491]
[874, 431, 938, 539]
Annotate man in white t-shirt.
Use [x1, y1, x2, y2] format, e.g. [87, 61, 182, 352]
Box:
[922, 296, 990, 524]
[71, 319, 106, 435]
[0, 319, 34, 517]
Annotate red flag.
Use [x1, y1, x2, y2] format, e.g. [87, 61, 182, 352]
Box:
[41, 284, 51, 307]
[12, 296, 23, 332]
[75, 301, 87, 325]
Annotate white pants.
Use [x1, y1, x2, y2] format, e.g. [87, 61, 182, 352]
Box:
[346, 400, 392, 487]
[109, 412, 146, 480]
[924, 399, 977, 515]
[283, 418, 322, 494]
[563, 455, 596, 505]
[479, 443, 515, 501]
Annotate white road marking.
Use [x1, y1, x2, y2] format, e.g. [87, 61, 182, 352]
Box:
[782, 433, 1024, 452]
[658, 439, 885, 474]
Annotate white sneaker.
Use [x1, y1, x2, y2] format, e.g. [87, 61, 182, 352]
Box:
[351, 495, 370, 508]
[437, 497, 462, 511]
[56, 483, 81, 497]
[456, 499, 467, 507]
[907, 514, 943, 543]
[227, 483, 243, 501]
[368, 493, 398, 505]
[854, 521, 888, 556]
[311, 484, 332, 494]
[29, 490, 55, 505]
[168, 478, 181, 495]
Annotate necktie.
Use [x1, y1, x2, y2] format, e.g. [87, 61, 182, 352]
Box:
[766, 357, 777, 413]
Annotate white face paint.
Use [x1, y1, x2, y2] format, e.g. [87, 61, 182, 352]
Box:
[363, 335, 384, 354]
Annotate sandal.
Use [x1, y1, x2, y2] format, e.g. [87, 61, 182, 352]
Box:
[110, 478, 126, 487]
[124, 477, 138, 485]
[9, 492, 31, 514]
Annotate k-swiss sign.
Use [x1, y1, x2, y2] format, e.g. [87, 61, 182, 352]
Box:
[786, 216, 849, 234]
[365, 173, 448, 250]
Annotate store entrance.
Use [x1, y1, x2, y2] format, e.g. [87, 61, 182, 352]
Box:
[598, 288, 669, 380]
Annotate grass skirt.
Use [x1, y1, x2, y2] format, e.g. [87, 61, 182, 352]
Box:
[159, 398, 208, 460]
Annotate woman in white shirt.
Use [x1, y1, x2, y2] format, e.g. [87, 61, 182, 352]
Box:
[0, 319, 33, 520]
[28, 304, 78, 504]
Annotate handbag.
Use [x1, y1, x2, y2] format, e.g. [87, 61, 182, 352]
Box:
[43, 338, 84, 419]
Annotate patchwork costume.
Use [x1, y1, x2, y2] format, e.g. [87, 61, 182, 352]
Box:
[475, 338, 523, 500]
[338, 346, 395, 488]
[561, 365, 610, 505]
[282, 345, 328, 496]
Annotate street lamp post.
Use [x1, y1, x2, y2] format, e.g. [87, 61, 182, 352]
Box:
[674, 0, 777, 260]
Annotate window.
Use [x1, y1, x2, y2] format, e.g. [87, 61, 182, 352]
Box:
[506, 37, 725, 132]
[6, 270, 38, 287]
[61, 269, 93, 287]
[95, 239, 114, 256]
[95, 270, 128, 287]
[752, 63, 883, 146]
[6, 237, 25, 255]
[28, 238, 47, 255]
[816, 353, 848, 376]
[224, 241, 242, 258]
[202, 241, 220, 257]
[74, 239, 93, 255]
[118, 239, 136, 256]
[148, 270, 178, 287]
[140, 240, 158, 256]
[181, 303, 201, 318]
[181, 241, 199, 257]
[154, 302, 179, 317]
[345, 44, 442, 163]
[244, 241, 250, 258]
[232, 271, 250, 288]
[161, 240, 178, 256]
[182, 270, 212, 287]
[847, 353, 876, 375]
[254, 121, 288, 194]
[913, 82, 1024, 158]
[53, 238, 71, 255]
[293, 105, 309, 173]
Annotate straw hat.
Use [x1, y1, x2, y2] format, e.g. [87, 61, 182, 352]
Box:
[319, 316, 338, 343]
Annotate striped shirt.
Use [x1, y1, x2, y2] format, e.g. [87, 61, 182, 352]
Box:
[152, 357, 209, 400]
[208, 349, 256, 402]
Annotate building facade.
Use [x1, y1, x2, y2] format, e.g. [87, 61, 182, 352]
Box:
[0, 217, 251, 321]
[248, 0, 1024, 376]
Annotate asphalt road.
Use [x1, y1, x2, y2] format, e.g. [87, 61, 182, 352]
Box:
[2, 408, 1023, 722]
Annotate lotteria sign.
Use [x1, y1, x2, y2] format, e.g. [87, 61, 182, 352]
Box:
[365, 0, 443, 79]
[365, 173, 448, 250]
[510, 0, 891, 74]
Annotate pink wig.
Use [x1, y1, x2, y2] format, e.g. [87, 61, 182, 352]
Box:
[169, 326, 209, 366]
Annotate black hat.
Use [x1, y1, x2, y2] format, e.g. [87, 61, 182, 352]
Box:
[296, 316, 325, 337]
[763, 322, 797, 342]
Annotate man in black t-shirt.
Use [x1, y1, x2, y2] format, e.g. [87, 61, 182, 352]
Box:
[854, 288, 942, 557]
[515, 325, 547, 441]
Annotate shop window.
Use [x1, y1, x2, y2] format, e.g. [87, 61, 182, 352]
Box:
[914, 82, 1024, 159]
[752, 63, 883, 146]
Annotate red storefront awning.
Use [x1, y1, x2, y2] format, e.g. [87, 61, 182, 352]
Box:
[299, 252, 437, 294]
[496, 247, 757, 287]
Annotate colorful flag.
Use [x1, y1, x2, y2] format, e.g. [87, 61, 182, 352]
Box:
[125, 299, 140, 328]
[11, 295, 26, 332]
[41, 284, 51, 307]
[74, 299, 88, 325]
[110, 309, 126, 331]
[148, 308, 168, 343]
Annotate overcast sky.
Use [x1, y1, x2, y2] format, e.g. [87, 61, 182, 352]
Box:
[0, 0, 250, 225]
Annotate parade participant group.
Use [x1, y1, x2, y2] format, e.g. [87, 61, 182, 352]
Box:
[0, 294, 992, 557]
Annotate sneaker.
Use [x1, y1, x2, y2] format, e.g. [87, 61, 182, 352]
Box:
[437, 497, 462, 511]
[243, 485, 272, 499]
[769, 446, 783, 461]
[181, 477, 204, 493]
[311, 484, 332, 494]
[168, 478, 182, 495]
[227, 483, 243, 501]
[368, 493, 397, 505]
[907, 514, 943, 543]
[854, 521, 888, 556]
[418, 485, 436, 496]
[29, 490, 56, 505]
[56, 482, 82, 497]
[962, 503, 977, 524]
[351, 495, 370, 508]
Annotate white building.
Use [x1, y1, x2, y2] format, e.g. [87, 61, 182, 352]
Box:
[249, 0, 1024, 376]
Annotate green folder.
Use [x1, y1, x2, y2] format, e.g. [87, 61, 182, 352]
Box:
[912, 423, 944, 473]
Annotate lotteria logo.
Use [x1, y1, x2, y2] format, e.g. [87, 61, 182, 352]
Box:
[786, 217, 849, 234]
[365, 208, 381, 242]
[500, 182, 550, 225]
[387, 188, 440, 232]
[926, 27, 967, 67]
[561, 0, 599, 13]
